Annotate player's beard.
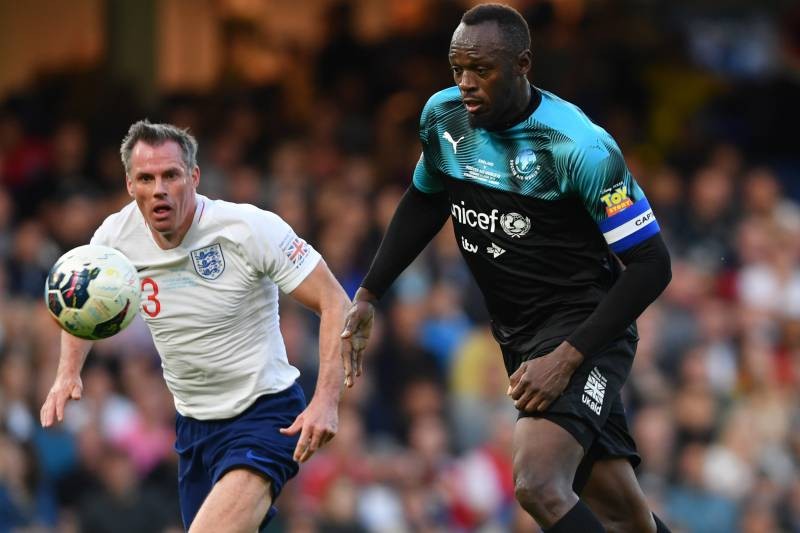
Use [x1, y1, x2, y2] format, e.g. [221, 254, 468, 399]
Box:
[467, 111, 489, 129]
[468, 80, 516, 130]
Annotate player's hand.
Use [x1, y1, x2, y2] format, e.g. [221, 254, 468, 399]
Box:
[340, 298, 374, 387]
[279, 398, 338, 463]
[508, 342, 583, 413]
[40, 375, 83, 427]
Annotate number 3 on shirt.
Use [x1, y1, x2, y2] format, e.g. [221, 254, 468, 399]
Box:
[141, 278, 161, 317]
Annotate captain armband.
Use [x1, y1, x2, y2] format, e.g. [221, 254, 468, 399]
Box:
[597, 198, 660, 254]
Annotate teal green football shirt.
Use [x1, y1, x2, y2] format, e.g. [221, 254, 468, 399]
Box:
[412, 86, 659, 364]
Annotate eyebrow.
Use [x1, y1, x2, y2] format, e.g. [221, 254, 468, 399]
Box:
[449, 52, 496, 65]
[135, 167, 182, 179]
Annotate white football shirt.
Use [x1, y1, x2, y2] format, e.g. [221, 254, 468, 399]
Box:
[90, 194, 320, 419]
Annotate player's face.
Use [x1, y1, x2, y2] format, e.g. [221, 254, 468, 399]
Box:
[449, 21, 530, 129]
[126, 140, 199, 248]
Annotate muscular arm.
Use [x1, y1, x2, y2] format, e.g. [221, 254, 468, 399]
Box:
[288, 260, 350, 400]
[567, 233, 672, 360]
[281, 259, 350, 462]
[567, 233, 672, 357]
[358, 183, 450, 302]
[41, 331, 94, 426]
[509, 234, 671, 412]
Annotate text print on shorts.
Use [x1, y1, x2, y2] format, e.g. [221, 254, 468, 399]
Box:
[582, 367, 607, 415]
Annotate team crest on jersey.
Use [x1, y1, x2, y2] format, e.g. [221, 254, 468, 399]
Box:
[500, 212, 531, 238]
[510, 148, 541, 181]
[190, 243, 225, 280]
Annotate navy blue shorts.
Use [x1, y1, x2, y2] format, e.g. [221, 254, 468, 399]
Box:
[174, 382, 306, 531]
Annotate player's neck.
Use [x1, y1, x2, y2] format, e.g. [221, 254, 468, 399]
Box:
[488, 83, 539, 131]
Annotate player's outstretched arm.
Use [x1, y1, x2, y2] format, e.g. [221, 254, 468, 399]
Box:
[340, 184, 450, 373]
[280, 260, 350, 462]
[40, 331, 93, 427]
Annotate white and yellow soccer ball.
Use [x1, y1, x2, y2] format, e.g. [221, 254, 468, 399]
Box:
[45, 244, 141, 340]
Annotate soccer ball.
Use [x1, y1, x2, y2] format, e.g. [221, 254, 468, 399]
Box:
[45, 245, 141, 340]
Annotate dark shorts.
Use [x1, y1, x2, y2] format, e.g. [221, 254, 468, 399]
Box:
[174, 382, 306, 531]
[517, 337, 641, 492]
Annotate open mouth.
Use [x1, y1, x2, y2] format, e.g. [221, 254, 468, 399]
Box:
[153, 204, 172, 219]
[463, 100, 484, 114]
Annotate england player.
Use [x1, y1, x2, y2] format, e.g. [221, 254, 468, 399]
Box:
[342, 4, 673, 532]
[41, 120, 353, 532]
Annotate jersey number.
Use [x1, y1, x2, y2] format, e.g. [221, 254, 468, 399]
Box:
[141, 278, 161, 317]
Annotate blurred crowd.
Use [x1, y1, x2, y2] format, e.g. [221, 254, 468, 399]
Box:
[2, 1, 800, 532]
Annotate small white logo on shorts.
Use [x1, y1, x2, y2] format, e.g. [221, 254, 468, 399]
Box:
[582, 367, 607, 415]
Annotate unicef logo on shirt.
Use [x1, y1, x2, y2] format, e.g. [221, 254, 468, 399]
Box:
[500, 212, 531, 238]
[510, 148, 540, 181]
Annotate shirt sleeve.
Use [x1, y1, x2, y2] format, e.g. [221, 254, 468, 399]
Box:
[89, 216, 113, 246]
[568, 136, 660, 254]
[412, 152, 445, 194]
[245, 209, 321, 293]
[360, 183, 450, 299]
[411, 98, 447, 194]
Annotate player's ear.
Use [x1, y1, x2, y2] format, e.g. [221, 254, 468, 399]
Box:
[191, 166, 200, 189]
[125, 176, 134, 197]
[516, 49, 532, 77]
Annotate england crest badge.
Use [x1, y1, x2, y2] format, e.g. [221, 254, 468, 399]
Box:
[191, 243, 225, 280]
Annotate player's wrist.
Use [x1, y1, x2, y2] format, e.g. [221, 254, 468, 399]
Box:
[353, 287, 378, 305]
[54, 364, 81, 381]
[554, 341, 584, 370]
[314, 381, 344, 402]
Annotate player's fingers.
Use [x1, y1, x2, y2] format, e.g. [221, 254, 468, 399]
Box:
[55, 392, 66, 422]
[349, 343, 359, 380]
[355, 347, 364, 377]
[320, 429, 335, 447]
[350, 339, 362, 379]
[531, 394, 551, 412]
[512, 386, 535, 409]
[509, 379, 531, 401]
[508, 363, 525, 387]
[40, 397, 53, 427]
[70, 384, 82, 400]
[340, 306, 364, 338]
[279, 414, 304, 436]
[293, 426, 312, 462]
[340, 317, 353, 339]
[520, 397, 539, 413]
[315, 427, 337, 456]
[341, 343, 354, 388]
[300, 428, 325, 463]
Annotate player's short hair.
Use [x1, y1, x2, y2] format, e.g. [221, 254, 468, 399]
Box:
[461, 3, 531, 55]
[120, 119, 198, 175]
